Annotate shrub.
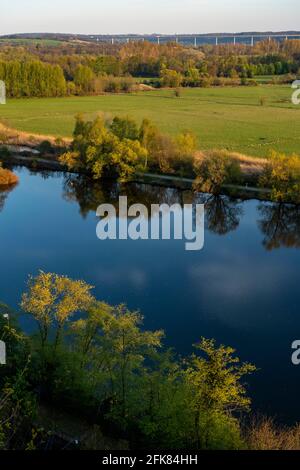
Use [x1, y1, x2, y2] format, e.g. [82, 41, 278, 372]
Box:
[246, 418, 300, 450]
[110, 116, 139, 141]
[0, 146, 11, 158]
[37, 140, 54, 155]
[259, 96, 267, 106]
[160, 69, 183, 88]
[0, 166, 19, 186]
[193, 150, 242, 194]
[60, 115, 147, 181]
[259, 151, 300, 203]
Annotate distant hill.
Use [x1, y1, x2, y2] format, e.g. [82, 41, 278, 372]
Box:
[1, 31, 300, 47]
[2, 31, 300, 40]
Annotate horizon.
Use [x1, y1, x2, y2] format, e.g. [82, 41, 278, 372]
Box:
[2, 0, 298, 36]
[2, 30, 300, 37]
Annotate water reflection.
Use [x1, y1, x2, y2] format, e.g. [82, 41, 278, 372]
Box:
[63, 174, 184, 217]
[0, 184, 18, 212]
[61, 173, 300, 251]
[196, 194, 243, 235]
[258, 202, 300, 250]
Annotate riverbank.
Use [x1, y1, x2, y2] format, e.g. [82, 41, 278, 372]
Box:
[0, 121, 274, 201]
[0, 148, 272, 201]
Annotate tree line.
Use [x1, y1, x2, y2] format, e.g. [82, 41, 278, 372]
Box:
[60, 114, 197, 181]
[0, 39, 300, 97]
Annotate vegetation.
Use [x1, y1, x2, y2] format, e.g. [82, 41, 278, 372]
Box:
[0, 39, 300, 97]
[0, 164, 18, 186]
[246, 418, 300, 450]
[193, 151, 242, 194]
[59, 114, 196, 181]
[259, 151, 300, 203]
[2, 270, 300, 450]
[0, 271, 257, 450]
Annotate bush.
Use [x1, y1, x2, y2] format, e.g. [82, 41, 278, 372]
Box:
[0, 166, 19, 186]
[193, 150, 242, 194]
[60, 115, 147, 181]
[37, 140, 55, 155]
[160, 69, 183, 88]
[259, 151, 300, 203]
[259, 96, 267, 106]
[246, 418, 300, 450]
[0, 146, 11, 158]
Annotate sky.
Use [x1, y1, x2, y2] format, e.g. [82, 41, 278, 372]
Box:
[2, 0, 299, 35]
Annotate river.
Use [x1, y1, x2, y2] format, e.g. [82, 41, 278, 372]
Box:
[1, 166, 300, 423]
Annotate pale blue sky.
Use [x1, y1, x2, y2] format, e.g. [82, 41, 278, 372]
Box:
[2, 0, 299, 35]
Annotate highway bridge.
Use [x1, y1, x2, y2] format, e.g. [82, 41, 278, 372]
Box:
[88, 33, 300, 46]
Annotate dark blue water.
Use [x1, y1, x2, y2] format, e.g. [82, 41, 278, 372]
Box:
[1, 167, 300, 424]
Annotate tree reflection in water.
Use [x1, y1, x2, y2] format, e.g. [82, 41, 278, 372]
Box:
[0, 184, 18, 213]
[63, 174, 246, 237]
[258, 202, 300, 250]
[195, 193, 243, 235]
[62, 174, 184, 218]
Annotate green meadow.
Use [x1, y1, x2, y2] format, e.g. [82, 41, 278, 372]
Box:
[1, 85, 300, 157]
[0, 38, 63, 46]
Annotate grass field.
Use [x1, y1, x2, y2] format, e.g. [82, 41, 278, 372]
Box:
[1, 86, 300, 157]
[0, 38, 64, 46]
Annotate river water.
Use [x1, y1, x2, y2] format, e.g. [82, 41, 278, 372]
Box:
[1, 166, 300, 423]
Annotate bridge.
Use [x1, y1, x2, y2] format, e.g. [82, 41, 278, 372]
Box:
[89, 33, 300, 47]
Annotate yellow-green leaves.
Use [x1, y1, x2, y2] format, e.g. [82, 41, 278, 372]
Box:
[21, 271, 94, 347]
[260, 151, 300, 204]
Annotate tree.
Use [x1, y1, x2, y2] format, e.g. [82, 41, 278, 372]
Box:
[185, 68, 201, 86]
[0, 60, 66, 98]
[72, 303, 164, 423]
[0, 306, 35, 450]
[110, 116, 139, 141]
[259, 151, 300, 204]
[60, 115, 148, 181]
[185, 338, 256, 449]
[74, 65, 95, 94]
[160, 69, 183, 88]
[193, 151, 241, 194]
[139, 119, 176, 173]
[21, 271, 93, 349]
[174, 131, 197, 175]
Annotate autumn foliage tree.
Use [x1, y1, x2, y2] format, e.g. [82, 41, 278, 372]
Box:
[21, 271, 93, 349]
[193, 151, 242, 194]
[259, 151, 300, 204]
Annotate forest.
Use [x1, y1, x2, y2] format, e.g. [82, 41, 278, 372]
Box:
[0, 39, 300, 97]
